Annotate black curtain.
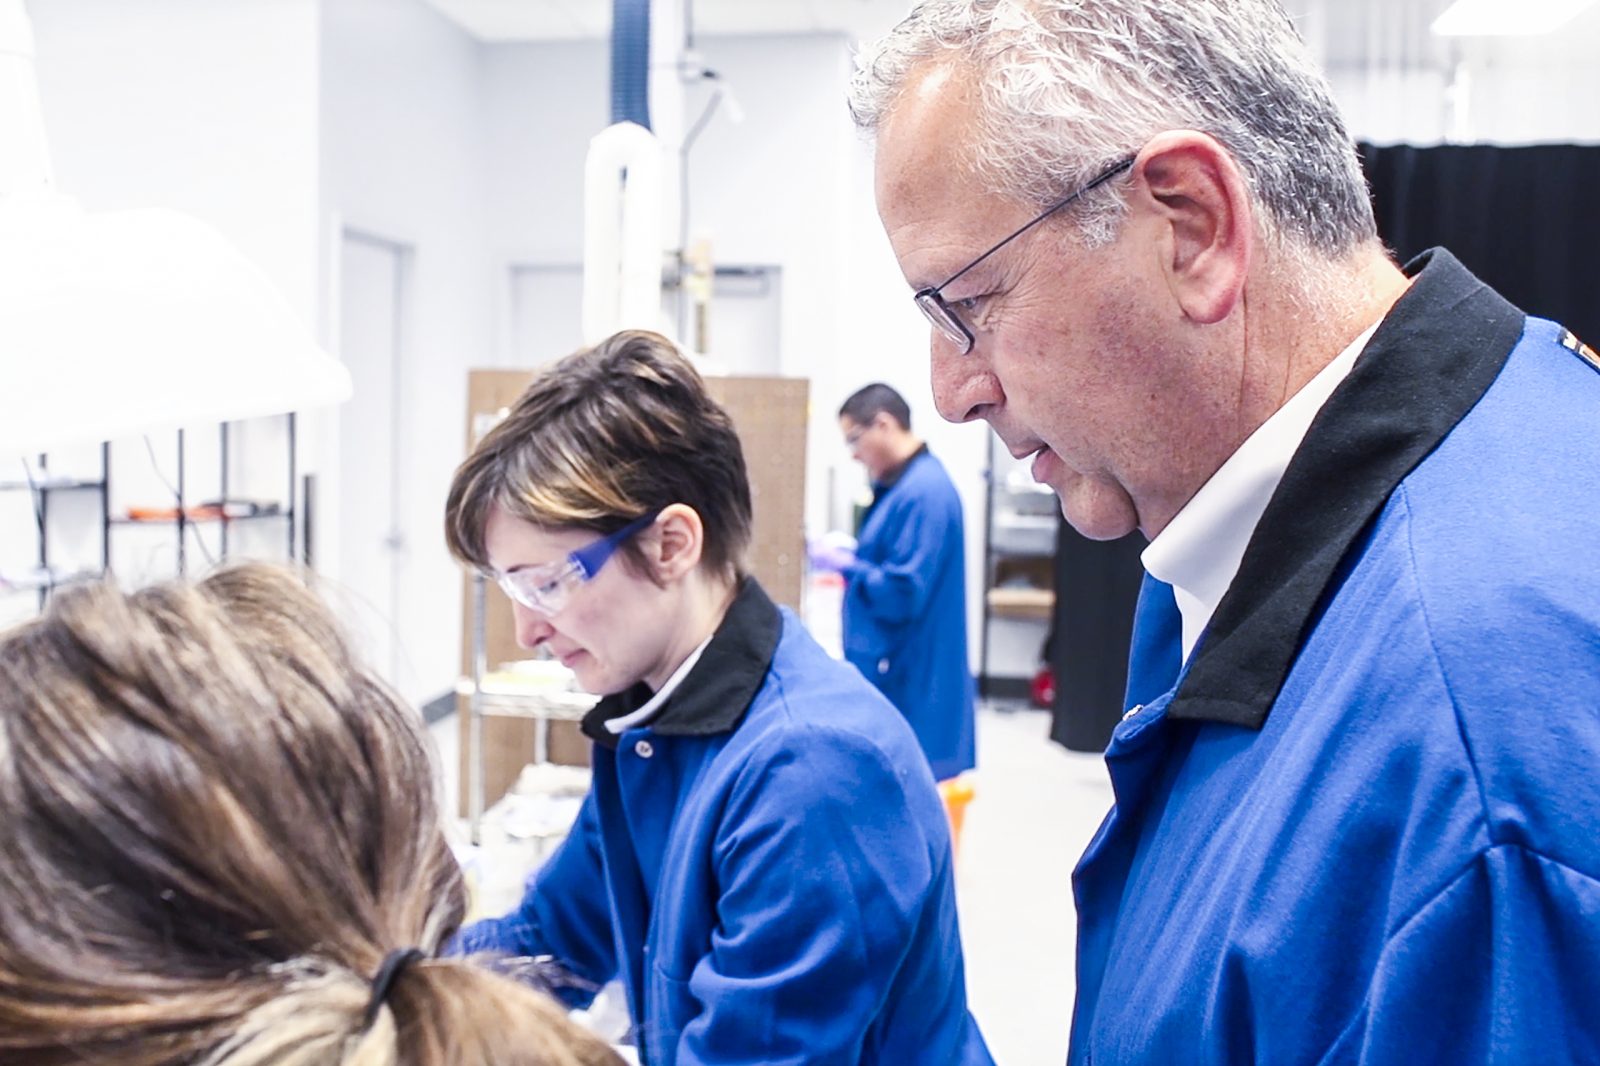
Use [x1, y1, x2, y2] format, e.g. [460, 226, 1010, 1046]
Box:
[1048, 524, 1146, 753]
[1360, 142, 1600, 346]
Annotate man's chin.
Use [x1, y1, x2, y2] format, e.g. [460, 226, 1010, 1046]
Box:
[1054, 480, 1141, 542]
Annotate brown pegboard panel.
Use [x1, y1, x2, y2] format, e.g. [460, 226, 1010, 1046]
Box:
[705, 376, 809, 611]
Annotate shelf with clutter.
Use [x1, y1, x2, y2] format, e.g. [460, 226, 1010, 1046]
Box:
[979, 433, 1059, 701]
[1, 418, 301, 627]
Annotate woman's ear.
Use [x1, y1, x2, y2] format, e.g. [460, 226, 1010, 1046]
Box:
[650, 504, 706, 583]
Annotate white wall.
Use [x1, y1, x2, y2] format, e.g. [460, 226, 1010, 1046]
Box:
[686, 34, 870, 522]
[1311, 1, 1600, 145]
[480, 39, 607, 371]
[1332, 62, 1600, 145]
[320, 0, 492, 707]
[7, 0, 319, 618]
[483, 40, 605, 267]
[31, 0, 321, 317]
[483, 33, 992, 671]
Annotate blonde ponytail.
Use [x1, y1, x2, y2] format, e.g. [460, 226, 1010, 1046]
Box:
[200, 958, 619, 1066]
[0, 565, 620, 1066]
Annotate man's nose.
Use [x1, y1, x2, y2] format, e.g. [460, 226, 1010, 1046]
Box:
[930, 333, 998, 424]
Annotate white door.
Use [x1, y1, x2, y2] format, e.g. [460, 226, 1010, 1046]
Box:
[709, 266, 782, 375]
[336, 230, 410, 690]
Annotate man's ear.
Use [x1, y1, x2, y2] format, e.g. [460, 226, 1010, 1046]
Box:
[1131, 131, 1253, 325]
[651, 504, 706, 583]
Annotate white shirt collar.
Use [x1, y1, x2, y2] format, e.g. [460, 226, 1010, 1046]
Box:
[603, 634, 714, 734]
[1142, 322, 1381, 662]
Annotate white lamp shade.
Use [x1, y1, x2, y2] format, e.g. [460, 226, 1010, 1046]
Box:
[0, 189, 351, 456]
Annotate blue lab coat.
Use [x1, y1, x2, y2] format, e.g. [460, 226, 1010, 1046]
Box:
[842, 447, 977, 781]
[1070, 250, 1600, 1064]
[458, 580, 993, 1066]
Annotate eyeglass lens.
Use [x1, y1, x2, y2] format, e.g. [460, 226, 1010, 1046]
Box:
[916, 291, 974, 353]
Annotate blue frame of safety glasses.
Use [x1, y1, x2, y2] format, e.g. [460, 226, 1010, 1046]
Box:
[494, 507, 663, 615]
[571, 508, 662, 578]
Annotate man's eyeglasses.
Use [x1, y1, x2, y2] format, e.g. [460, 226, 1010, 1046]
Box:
[492, 509, 662, 617]
[913, 155, 1136, 355]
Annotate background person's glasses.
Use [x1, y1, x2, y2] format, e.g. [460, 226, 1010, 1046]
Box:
[493, 508, 662, 617]
[913, 155, 1136, 355]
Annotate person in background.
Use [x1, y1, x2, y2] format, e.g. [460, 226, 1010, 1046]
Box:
[445, 331, 992, 1066]
[0, 563, 620, 1066]
[852, 0, 1600, 1062]
[815, 383, 976, 785]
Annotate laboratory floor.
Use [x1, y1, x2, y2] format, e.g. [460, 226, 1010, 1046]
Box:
[955, 704, 1113, 1065]
[429, 703, 1115, 1065]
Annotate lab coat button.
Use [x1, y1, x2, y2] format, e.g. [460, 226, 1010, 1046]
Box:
[1122, 703, 1143, 722]
[877, 658, 890, 675]
[635, 740, 654, 759]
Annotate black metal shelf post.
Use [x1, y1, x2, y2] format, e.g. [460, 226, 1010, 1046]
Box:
[160, 414, 296, 575]
[175, 428, 187, 575]
[287, 412, 297, 560]
[36, 453, 48, 613]
[979, 436, 995, 697]
[100, 441, 111, 575]
[219, 421, 229, 558]
[1, 445, 112, 610]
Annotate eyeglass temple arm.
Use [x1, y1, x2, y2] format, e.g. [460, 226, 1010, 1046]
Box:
[929, 155, 1137, 295]
[570, 509, 661, 578]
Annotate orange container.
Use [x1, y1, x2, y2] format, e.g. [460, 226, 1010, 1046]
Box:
[938, 775, 976, 860]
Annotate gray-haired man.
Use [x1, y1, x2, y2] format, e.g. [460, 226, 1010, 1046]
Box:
[853, 2, 1600, 1062]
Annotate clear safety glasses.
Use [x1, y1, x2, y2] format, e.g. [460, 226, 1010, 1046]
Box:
[493, 509, 662, 617]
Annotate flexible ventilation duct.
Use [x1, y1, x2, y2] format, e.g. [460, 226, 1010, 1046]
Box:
[611, 0, 651, 130]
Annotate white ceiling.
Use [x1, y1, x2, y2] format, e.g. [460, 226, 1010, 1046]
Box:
[416, 0, 916, 43]
[417, 0, 1600, 69]
[1282, 0, 1600, 69]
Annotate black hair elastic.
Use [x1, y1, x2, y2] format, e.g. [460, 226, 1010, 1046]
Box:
[362, 948, 426, 1030]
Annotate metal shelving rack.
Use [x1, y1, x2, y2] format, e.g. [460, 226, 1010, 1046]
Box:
[978, 430, 1059, 700]
[0, 443, 111, 611]
[461, 573, 596, 842]
[106, 414, 299, 572]
[4, 414, 300, 612]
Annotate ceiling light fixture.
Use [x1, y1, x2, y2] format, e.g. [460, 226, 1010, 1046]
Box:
[1431, 0, 1600, 36]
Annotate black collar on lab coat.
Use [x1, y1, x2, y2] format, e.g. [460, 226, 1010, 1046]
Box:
[580, 577, 781, 750]
[873, 442, 929, 497]
[1169, 248, 1525, 730]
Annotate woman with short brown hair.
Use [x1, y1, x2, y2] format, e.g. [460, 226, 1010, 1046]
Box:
[444, 330, 992, 1065]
